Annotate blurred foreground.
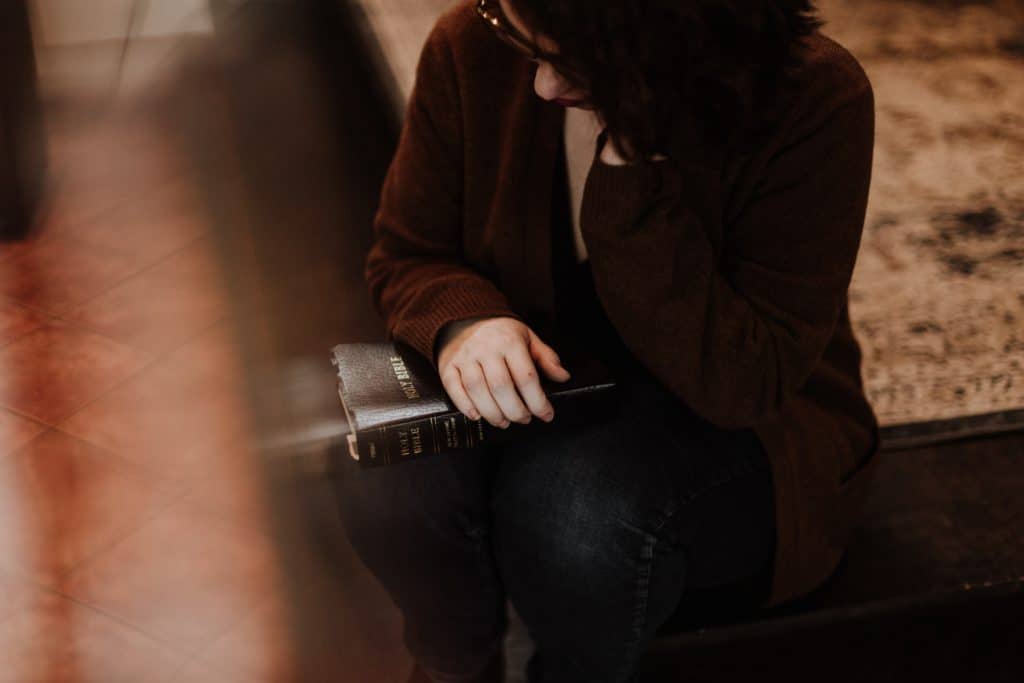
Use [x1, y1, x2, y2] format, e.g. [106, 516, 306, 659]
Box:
[0, 1, 416, 680]
[0, 93, 293, 682]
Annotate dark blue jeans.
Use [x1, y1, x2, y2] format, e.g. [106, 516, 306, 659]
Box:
[333, 360, 776, 683]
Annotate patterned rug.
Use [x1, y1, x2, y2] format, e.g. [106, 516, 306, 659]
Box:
[817, 0, 1024, 447]
[354, 0, 1024, 450]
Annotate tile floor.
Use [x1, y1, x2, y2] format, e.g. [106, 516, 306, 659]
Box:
[0, 102, 293, 681]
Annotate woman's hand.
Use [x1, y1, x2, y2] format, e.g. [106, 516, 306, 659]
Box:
[436, 316, 571, 428]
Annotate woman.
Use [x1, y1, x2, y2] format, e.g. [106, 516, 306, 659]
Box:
[334, 1, 882, 681]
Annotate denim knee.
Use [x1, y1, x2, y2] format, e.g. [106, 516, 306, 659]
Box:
[490, 437, 684, 683]
[485, 369, 775, 682]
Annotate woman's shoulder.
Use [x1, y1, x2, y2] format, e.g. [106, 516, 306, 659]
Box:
[798, 32, 873, 99]
[432, 0, 479, 34]
[426, 0, 509, 64]
[738, 30, 874, 157]
[419, 1, 524, 91]
[781, 31, 874, 124]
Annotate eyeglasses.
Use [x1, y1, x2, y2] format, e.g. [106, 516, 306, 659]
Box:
[476, 0, 542, 60]
[475, 0, 589, 87]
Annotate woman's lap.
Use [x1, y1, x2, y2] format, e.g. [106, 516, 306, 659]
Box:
[488, 364, 775, 681]
[492, 365, 774, 563]
[333, 363, 776, 682]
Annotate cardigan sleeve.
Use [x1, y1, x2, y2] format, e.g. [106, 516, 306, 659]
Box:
[363, 21, 522, 368]
[579, 83, 875, 429]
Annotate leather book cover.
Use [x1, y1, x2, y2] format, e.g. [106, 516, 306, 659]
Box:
[330, 339, 619, 467]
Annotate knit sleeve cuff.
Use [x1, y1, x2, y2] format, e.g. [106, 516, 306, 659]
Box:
[390, 276, 524, 370]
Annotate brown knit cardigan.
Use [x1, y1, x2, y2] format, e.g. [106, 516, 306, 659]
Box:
[363, 0, 882, 609]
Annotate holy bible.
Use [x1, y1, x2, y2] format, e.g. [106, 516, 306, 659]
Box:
[330, 340, 619, 467]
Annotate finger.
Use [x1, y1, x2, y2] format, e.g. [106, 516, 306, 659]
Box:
[481, 356, 532, 425]
[505, 343, 554, 422]
[461, 361, 509, 429]
[441, 366, 479, 421]
[527, 329, 571, 382]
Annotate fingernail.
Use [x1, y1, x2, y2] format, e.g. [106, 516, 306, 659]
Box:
[541, 411, 554, 422]
[500, 420, 510, 429]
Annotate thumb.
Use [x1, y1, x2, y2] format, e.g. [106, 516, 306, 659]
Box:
[527, 329, 571, 382]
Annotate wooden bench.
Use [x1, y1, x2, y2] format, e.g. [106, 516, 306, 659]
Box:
[635, 429, 1024, 681]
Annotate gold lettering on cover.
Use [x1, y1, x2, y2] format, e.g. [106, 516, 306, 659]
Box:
[409, 426, 424, 455]
[389, 355, 421, 400]
[435, 416, 457, 449]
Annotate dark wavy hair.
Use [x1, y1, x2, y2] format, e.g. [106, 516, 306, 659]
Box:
[507, 0, 824, 161]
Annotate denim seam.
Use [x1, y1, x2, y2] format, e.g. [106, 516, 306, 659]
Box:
[464, 525, 509, 661]
[616, 463, 770, 681]
[618, 530, 655, 682]
[617, 502, 678, 682]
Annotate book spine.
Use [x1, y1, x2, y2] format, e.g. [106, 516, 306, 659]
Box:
[354, 389, 617, 468]
[353, 410, 482, 467]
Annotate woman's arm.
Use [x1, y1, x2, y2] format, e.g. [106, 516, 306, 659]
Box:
[364, 20, 522, 370]
[579, 80, 875, 430]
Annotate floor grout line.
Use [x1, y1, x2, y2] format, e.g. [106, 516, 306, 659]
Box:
[50, 231, 213, 319]
[47, 314, 231, 430]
